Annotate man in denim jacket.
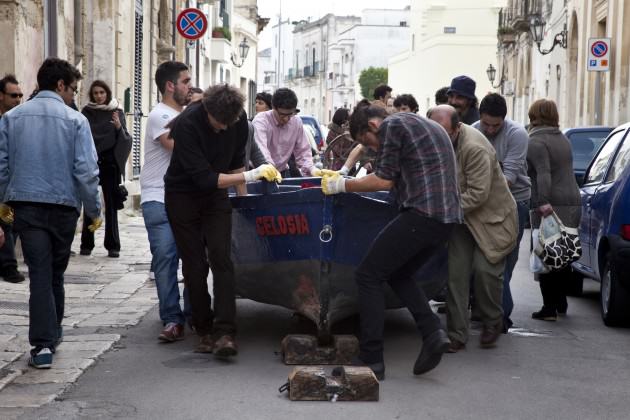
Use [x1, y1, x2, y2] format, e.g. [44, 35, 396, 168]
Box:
[0, 58, 101, 369]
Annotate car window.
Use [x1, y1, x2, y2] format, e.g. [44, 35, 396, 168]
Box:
[605, 130, 630, 183]
[567, 131, 610, 171]
[585, 130, 624, 184]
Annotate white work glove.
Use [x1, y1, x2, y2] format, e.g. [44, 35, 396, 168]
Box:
[243, 164, 282, 183]
[338, 166, 350, 176]
[321, 173, 346, 195]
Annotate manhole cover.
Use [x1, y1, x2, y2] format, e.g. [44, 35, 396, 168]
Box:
[0, 300, 28, 311]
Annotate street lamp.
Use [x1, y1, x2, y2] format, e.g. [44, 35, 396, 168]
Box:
[486, 63, 504, 89]
[529, 14, 567, 55]
[231, 37, 250, 67]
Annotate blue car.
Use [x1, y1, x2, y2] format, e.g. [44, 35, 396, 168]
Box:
[571, 122, 630, 326]
[563, 126, 613, 184]
[299, 115, 324, 150]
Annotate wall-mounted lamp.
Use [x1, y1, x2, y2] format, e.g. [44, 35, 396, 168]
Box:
[530, 14, 567, 55]
[486, 63, 505, 88]
[231, 37, 250, 67]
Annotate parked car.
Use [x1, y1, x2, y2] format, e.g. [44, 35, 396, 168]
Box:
[300, 115, 324, 150]
[571, 122, 630, 326]
[563, 126, 613, 184]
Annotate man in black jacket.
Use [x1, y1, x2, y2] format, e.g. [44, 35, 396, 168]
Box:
[164, 84, 280, 356]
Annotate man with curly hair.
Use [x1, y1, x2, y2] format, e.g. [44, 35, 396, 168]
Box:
[164, 84, 280, 356]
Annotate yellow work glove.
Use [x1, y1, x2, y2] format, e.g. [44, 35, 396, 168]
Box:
[0, 203, 14, 224]
[87, 217, 103, 232]
[310, 168, 338, 177]
[321, 173, 346, 195]
[243, 164, 283, 183]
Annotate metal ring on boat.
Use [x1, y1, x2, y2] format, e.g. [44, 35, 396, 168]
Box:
[319, 225, 333, 243]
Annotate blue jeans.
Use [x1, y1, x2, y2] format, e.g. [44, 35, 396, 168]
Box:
[142, 201, 190, 325]
[11, 202, 78, 350]
[502, 199, 530, 327]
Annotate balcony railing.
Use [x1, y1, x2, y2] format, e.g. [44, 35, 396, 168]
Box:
[295, 68, 303, 78]
[501, 0, 539, 33]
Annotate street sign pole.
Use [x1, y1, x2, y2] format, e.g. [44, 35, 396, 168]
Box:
[595, 72, 601, 125]
[587, 38, 610, 126]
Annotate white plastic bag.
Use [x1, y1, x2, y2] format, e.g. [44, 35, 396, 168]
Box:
[529, 228, 549, 274]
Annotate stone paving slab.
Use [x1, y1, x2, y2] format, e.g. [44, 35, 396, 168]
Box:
[0, 215, 158, 413]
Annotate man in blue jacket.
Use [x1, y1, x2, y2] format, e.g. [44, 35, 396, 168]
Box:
[0, 58, 101, 369]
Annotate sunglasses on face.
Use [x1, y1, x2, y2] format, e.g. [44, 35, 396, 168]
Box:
[6, 93, 23, 99]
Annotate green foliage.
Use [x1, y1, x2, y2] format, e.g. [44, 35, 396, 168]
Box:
[212, 26, 232, 41]
[358, 67, 388, 99]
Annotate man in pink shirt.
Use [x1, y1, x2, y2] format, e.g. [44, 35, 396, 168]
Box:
[252, 88, 316, 177]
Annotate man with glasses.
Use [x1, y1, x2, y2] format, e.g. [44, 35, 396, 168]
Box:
[252, 88, 317, 177]
[0, 58, 101, 369]
[0, 75, 23, 116]
[0, 75, 26, 284]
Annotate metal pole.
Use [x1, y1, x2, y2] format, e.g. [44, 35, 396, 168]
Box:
[594, 72, 601, 125]
[277, 0, 282, 90]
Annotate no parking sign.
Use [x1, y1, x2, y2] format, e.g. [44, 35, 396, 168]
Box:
[588, 38, 611, 71]
[176, 8, 208, 40]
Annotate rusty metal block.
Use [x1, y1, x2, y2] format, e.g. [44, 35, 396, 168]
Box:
[280, 366, 379, 401]
[281, 334, 359, 365]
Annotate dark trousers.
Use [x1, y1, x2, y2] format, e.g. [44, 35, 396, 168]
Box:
[81, 163, 120, 252]
[0, 220, 18, 271]
[11, 202, 78, 350]
[538, 266, 570, 311]
[165, 191, 235, 338]
[355, 210, 453, 363]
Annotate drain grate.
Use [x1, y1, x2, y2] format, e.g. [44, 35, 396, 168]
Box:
[0, 300, 28, 311]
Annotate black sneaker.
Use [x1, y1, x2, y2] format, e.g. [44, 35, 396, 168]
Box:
[108, 250, 120, 258]
[2, 266, 25, 283]
[79, 249, 92, 256]
[532, 306, 557, 321]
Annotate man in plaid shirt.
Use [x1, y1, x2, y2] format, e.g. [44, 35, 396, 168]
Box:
[321, 103, 463, 380]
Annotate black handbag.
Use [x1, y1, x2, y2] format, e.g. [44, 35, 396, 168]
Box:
[114, 185, 128, 210]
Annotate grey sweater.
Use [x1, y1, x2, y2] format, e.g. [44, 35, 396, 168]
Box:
[473, 118, 531, 201]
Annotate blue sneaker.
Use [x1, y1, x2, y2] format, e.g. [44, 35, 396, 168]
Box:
[29, 347, 53, 369]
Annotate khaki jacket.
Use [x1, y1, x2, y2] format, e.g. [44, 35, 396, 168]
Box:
[455, 124, 518, 264]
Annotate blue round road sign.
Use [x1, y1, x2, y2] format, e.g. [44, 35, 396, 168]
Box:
[176, 8, 208, 40]
[591, 41, 608, 58]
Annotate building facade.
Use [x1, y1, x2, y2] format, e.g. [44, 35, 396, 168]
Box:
[0, 0, 264, 205]
[496, 0, 630, 128]
[388, 0, 504, 116]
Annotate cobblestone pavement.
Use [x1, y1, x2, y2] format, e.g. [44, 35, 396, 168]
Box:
[0, 213, 158, 415]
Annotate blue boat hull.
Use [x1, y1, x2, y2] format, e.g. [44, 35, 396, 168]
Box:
[231, 179, 447, 338]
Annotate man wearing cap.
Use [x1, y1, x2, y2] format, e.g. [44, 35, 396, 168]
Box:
[253, 88, 316, 178]
[447, 75, 480, 125]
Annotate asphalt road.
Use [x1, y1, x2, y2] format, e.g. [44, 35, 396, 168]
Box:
[20, 241, 630, 420]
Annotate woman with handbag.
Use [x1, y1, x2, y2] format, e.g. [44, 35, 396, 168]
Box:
[527, 99, 581, 321]
[80, 80, 132, 258]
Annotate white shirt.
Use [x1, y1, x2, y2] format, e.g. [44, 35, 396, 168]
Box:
[140, 102, 179, 204]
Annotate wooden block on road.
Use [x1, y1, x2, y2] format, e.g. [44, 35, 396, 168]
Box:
[281, 334, 359, 365]
[282, 366, 379, 401]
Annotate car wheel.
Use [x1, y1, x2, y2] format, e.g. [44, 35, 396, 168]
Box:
[565, 268, 584, 297]
[600, 255, 630, 327]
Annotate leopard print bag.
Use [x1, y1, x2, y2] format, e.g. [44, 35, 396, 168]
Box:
[535, 212, 582, 271]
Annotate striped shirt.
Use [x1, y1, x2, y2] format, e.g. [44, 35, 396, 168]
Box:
[374, 113, 463, 224]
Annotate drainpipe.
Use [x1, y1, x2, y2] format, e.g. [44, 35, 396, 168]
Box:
[74, 0, 83, 65]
